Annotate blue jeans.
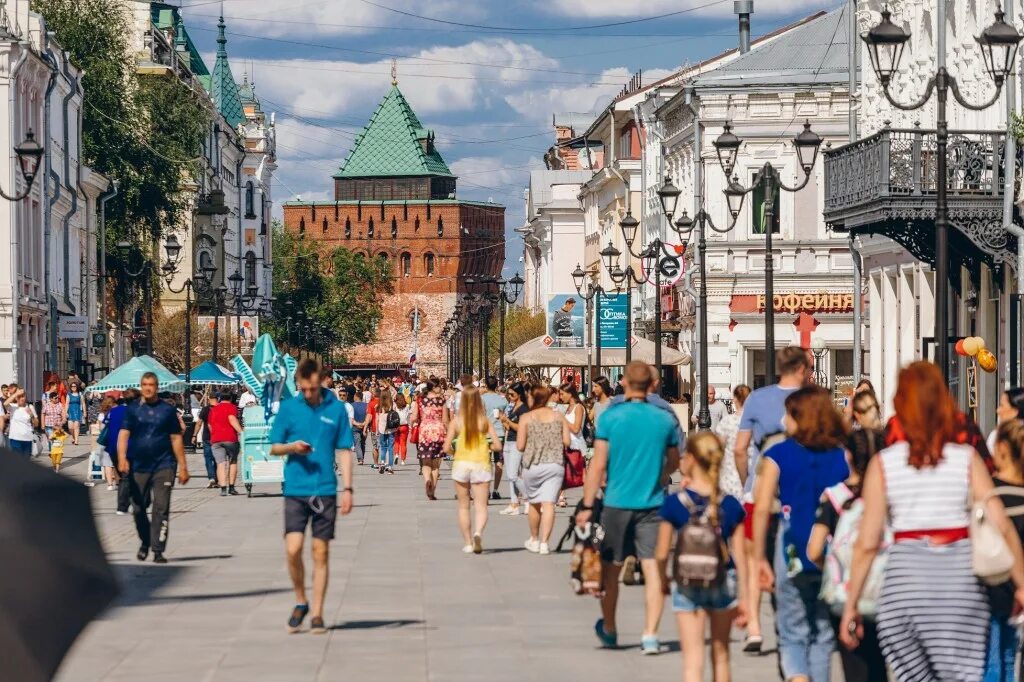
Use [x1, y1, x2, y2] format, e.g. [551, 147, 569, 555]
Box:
[9, 439, 31, 456]
[379, 432, 394, 468]
[983, 614, 1019, 682]
[774, 540, 833, 681]
[203, 442, 216, 481]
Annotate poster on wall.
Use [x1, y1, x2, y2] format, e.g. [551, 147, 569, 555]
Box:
[598, 292, 628, 349]
[546, 294, 584, 348]
[197, 315, 260, 355]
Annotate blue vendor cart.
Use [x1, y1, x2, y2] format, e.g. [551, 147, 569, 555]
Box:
[241, 404, 283, 497]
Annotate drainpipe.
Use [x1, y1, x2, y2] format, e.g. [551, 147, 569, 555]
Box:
[99, 180, 118, 372]
[1004, 0, 1023, 386]
[848, 0, 862, 382]
[734, 0, 753, 54]
[685, 85, 703, 398]
[8, 41, 29, 384]
[43, 43, 62, 373]
[49, 50, 77, 372]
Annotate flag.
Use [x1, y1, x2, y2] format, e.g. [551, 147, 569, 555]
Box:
[408, 351, 417, 365]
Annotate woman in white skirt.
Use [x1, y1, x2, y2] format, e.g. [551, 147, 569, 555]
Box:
[517, 385, 570, 555]
[499, 382, 530, 515]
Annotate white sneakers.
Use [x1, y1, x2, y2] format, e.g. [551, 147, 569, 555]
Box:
[524, 537, 540, 553]
[539, 543, 550, 555]
[462, 545, 474, 554]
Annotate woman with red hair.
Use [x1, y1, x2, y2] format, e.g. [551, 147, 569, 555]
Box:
[840, 362, 1024, 680]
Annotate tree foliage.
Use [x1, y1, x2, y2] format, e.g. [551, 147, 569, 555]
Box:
[263, 222, 393, 362]
[486, 305, 545, 373]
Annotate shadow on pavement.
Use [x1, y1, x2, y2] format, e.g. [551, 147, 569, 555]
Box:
[147, 587, 293, 603]
[168, 554, 234, 562]
[330, 619, 425, 630]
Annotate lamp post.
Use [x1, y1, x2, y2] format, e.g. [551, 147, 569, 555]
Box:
[115, 239, 160, 356]
[161, 234, 217, 384]
[572, 263, 604, 385]
[0, 129, 44, 201]
[223, 269, 263, 357]
[711, 121, 823, 383]
[493, 274, 523, 380]
[810, 336, 829, 386]
[861, 7, 1020, 382]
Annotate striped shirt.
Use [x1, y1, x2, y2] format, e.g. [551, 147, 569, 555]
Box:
[879, 441, 972, 532]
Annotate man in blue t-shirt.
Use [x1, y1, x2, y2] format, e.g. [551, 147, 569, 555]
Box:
[116, 374, 187, 564]
[576, 361, 680, 655]
[270, 359, 354, 634]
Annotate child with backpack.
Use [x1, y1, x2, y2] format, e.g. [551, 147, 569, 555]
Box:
[806, 428, 887, 682]
[655, 431, 747, 682]
[375, 390, 400, 474]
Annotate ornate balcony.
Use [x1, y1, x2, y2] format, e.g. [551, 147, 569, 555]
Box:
[823, 124, 1018, 276]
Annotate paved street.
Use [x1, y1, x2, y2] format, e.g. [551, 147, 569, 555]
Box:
[55, 440, 788, 682]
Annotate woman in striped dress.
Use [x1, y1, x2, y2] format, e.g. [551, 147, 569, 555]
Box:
[840, 362, 1024, 681]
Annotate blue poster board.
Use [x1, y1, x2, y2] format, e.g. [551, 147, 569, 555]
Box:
[599, 292, 628, 349]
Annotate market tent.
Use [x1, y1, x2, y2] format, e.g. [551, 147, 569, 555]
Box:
[506, 335, 689, 368]
[179, 361, 239, 386]
[86, 356, 187, 394]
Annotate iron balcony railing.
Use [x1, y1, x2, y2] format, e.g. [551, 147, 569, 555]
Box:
[824, 125, 1007, 223]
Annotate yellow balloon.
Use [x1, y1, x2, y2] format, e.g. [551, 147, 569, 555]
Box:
[963, 337, 982, 356]
[977, 348, 997, 373]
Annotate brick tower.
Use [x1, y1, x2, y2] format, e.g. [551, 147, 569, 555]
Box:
[283, 81, 505, 376]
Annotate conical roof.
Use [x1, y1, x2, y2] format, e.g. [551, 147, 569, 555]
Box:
[334, 85, 454, 179]
[210, 15, 245, 128]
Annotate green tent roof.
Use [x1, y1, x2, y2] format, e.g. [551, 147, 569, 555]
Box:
[334, 85, 454, 179]
[210, 16, 245, 129]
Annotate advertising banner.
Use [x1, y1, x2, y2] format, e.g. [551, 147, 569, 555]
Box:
[197, 315, 260, 355]
[546, 294, 584, 348]
[58, 316, 89, 340]
[598, 292, 628, 349]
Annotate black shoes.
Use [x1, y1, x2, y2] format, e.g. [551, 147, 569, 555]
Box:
[287, 603, 310, 633]
[153, 552, 167, 564]
[220, 486, 228, 496]
[228, 486, 239, 496]
[491, 491, 501, 500]
[137, 545, 149, 561]
[310, 617, 327, 634]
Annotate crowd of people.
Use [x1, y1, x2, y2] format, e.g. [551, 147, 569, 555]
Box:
[9, 349, 1024, 682]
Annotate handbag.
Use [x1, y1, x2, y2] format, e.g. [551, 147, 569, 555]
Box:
[562, 447, 585, 489]
[409, 423, 420, 445]
[972, 486, 1024, 585]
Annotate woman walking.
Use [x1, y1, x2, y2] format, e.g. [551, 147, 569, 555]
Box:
[499, 382, 530, 515]
[752, 385, 850, 682]
[987, 386, 1024, 454]
[412, 382, 448, 500]
[444, 386, 500, 553]
[64, 381, 86, 445]
[375, 390, 398, 474]
[517, 386, 570, 555]
[395, 393, 411, 465]
[590, 376, 613, 427]
[841, 362, 1024, 681]
[7, 389, 37, 457]
[714, 384, 751, 500]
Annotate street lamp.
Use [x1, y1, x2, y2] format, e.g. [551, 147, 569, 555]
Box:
[492, 273, 522, 380]
[0, 129, 44, 201]
[711, 119, 822, 382]
[571, 263, 604, 383]
[162, 234, 217, 385]
[862, 5, 1019, 381]
[810, 336, 828, 386]
[116, 239, 158, 355]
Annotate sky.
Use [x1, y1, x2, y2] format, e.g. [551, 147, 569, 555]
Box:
[178, 0, 843, 276]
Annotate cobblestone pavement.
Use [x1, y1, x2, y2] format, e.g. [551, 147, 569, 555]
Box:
[50, 440, 817, 682]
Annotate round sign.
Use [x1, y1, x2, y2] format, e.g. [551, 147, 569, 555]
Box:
[659, 255, 680, 279]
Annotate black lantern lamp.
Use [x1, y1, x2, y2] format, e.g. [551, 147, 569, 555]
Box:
[725, 178, 746, 220]
[619, 211, 639, 249]
[862, 7, 909, 87]
[656, 175, 681, 220]
[600, 241, 621, 273]
[793, 120, 823, 173]
[163, 234, 182, 264]
[977, 10, 1022, 85]
[713, 122, 742, 178]
[571, 263, 587, 293]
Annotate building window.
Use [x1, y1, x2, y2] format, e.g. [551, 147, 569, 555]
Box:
[391, 216, 398, 239]
[414, 215, 420, 231]
[618, 123, 638, 160]
[244, 251, 257, 288]
[751, 174, 781, 235]
[368, 217, 375, 238]
[437, 216, 443, 237]
[400, 252, 411, 277]
[424, 252, 435, 277]
[244, 181, 255, 218]
[344, 217, 352, 239]
[748, 348, 768, 389]
[322, 216, 328, 233]
[299, 217, 305, 238]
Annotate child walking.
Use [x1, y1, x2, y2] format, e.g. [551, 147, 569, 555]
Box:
[49, 425, 68, 473]
[655, 431, 747, 682]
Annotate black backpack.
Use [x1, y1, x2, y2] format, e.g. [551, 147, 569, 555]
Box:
[385, 409, 400, 431]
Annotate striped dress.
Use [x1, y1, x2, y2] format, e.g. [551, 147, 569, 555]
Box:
[877, 442, 989, 681]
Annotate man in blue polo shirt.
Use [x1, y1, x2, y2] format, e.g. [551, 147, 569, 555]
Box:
[270, 358, 354, 634]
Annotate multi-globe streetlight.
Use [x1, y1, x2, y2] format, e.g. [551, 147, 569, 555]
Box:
[160, 234, 217, 384]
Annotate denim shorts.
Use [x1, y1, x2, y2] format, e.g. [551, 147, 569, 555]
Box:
[671, 569, 738, 612]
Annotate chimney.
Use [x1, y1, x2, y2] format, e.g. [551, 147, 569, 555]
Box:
[734, 0, 753, 54]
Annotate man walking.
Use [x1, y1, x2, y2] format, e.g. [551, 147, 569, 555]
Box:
[116, 373, 188, 564]
[692, 385, 729, 431]
[192, 393, 220, 488]
[576, 361, 680, 654]
[270, 359, 354, 634]
[480, 375, 508, 500]
[209, 391, 243, 496]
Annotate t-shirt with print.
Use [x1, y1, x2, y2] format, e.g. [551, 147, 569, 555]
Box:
[766, 438, 849, 573]
[596, 400, 679, 510]
[659, 489, 745, 567]
[122, 399, 182, 473]
[481, 392, 508, 440]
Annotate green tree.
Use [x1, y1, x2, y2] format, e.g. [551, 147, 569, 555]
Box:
[264, 222, 392, 362]
[486, 305, 546, 373]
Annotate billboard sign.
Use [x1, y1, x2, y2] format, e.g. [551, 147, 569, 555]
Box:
[598, 292, 628, 349]
[546, 294, 584, 348]
[197, 315, 260, 355]
[58, 316, 88, 340]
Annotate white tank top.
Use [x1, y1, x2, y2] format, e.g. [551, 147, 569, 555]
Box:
[879, 441, 972, 532]
[565, 404, 586, 452]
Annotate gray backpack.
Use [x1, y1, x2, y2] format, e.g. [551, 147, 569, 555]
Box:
[673, 493, 727, 588]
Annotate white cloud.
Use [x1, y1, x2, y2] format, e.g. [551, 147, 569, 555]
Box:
[506, 67, 675, 123]
[541, 0, 831, 18]
[274, 118, 353, 161]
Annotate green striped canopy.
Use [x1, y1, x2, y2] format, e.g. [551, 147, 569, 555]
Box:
[86, 355, 187, 394]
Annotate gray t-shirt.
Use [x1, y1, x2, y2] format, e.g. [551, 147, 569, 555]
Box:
[481, 392, 508, 440]
[708, 400, 728, 431]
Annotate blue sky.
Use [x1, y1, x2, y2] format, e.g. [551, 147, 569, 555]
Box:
[178, 0, 842, 275]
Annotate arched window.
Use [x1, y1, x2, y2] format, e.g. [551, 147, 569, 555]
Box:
[424, 252, 435, 277]
[344, 217, 352, 239]
[196, 234, 216, 282]
[368, 217, 375, 239]
[299, 217, 306, 238]
[244, 181, 255, 217]
[391, 216, 398, 239]
[400, 252, 411, 277]
[244, 251, 257, 288]
[354, 251, 366, 259]
[437, 216, 443, 237]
